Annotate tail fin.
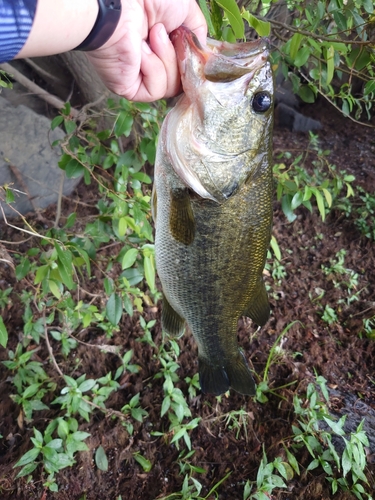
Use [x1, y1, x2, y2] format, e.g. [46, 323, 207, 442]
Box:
[199, 351, 256, 396]
[225, 351, 256, 395]
[199, 358, 230, 396]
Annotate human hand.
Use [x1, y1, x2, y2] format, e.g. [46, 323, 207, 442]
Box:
[86, 0, 207, 102]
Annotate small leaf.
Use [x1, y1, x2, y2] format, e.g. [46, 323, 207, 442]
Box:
[65, 159, 84, 179]
[143, 254, 155, 292]
[294, 46, 310, 68]
[133, 453, 152, 472]
[0, 316, 8, 348]
[95, 445, 108, 471]
[215, 0, 244, 39]
[15, 447, 41, 467]
[241, 11, 270, 37]
[270, 235, 281, 261]
[78, 378, 96, 393]
[298, 85, 315, 103]
[198, 0, 216, 37]
[325, 45, 335, 86]
[48, 280, 61, 299]
[15, 461, 38, 478]
[55, 243, 74, 290]
[106, 293, 123, 326]
[114, 111, 134, 138]
[51, 115, 63, 130]
[290, 33, 303, 60]
[64, 119, 76, 135]
[122, 248, 138, 270]
[5, 188, 15, 204]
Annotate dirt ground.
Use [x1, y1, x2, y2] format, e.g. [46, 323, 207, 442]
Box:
[0, 98, 375, 500]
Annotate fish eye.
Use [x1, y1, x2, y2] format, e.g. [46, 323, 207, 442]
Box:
[252, 92, 272, 113]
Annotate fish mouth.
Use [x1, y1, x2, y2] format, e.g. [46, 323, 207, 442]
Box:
[170, 26, 269, 83]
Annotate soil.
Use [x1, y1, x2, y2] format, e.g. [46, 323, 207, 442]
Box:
[0, 98, 375, 500]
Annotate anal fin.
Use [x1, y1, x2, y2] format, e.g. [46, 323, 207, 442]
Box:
[244, 279, 270, 327]
[162, 294, 185, 337]
[169, 188, 195, 245]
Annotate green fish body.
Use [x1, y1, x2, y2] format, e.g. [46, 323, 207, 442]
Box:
[153, 27, 274, 396]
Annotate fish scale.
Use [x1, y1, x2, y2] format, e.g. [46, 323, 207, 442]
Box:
[153, 27, 274, 396]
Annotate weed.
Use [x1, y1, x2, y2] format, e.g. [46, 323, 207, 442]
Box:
[274, 134, 355, 223]
[321, 304, 338, 325]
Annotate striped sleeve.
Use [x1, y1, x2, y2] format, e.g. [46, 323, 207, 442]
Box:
[0, 1, 37, 63]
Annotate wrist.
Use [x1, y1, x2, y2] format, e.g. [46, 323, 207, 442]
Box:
[75, 0, 122, 51]
[17, 0, 99, 59]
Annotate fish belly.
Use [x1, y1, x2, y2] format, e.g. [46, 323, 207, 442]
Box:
[154, 149, 272, 395]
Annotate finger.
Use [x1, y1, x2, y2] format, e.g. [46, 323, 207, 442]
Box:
[148, 24, 181, 98]
[130, 40, 168, 102]
[156, 0, 207, 46]
[182, 0, 208, 46]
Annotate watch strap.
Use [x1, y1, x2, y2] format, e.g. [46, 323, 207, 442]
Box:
[74, 0, 122, 51]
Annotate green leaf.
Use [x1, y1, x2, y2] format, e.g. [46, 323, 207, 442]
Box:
[23, 382, 42, 399]
[78, 378, 96, 392]
[364, 79, 375, 96]
[133, 453, 152, 472]
[106, 293, 123, 326]
[34, 264, 50, 285]
[198, 0, 215, 36]
[65, 158, 84, 179]
[122, 248, 138, 270]
[48, 279, 61, 299]
[95, 445, 108, 471]
[114, 111, 134, 138]
[241, 11, 270, 37]
[325, 45, 335, 86]
[294, 46, 310, 67]
[298, 85, 315, 103]
[5, 188, 15, 204]
[118, 217, 127, 238]
[0, 316, 8, 348]
[143, 254, 155, 292]
[281, 195, 297, 222]
[54, 243, 74, 290]
[270, 235, 281, 261]
[15, 447, 41, 467]
[315, 189, 326, 221]
[15, 461, 39, 478]
[215, 0, 244, 39]
[322, 188, 333, 207]
[289, 33, 303, 60]
[51, 115, 63, 130]
[64, 119, 76, 135]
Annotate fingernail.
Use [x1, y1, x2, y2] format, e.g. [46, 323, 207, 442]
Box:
[142, 40, 152, 54]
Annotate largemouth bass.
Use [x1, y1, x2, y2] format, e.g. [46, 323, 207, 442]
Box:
[153, 27, 274, 396]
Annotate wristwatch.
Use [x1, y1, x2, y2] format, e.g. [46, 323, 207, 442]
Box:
[75, 0, 122, 51]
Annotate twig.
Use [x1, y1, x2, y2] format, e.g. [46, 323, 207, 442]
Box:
[54, 170, 65, 228]
[43, 311, 64, 378]
[24, 58, 63, 85]
[0, 62, 80, 119]
[263, 16, 373, 45]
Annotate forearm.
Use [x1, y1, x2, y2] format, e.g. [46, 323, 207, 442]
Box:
[16, 0, 99, 59]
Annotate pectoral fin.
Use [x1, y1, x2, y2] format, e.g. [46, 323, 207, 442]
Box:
[162, 293, 185, 337]
[244, 279, 270, 326]
[169, 188, 195, 245]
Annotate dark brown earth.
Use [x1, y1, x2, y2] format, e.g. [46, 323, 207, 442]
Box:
[0, 98, 375, 500]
